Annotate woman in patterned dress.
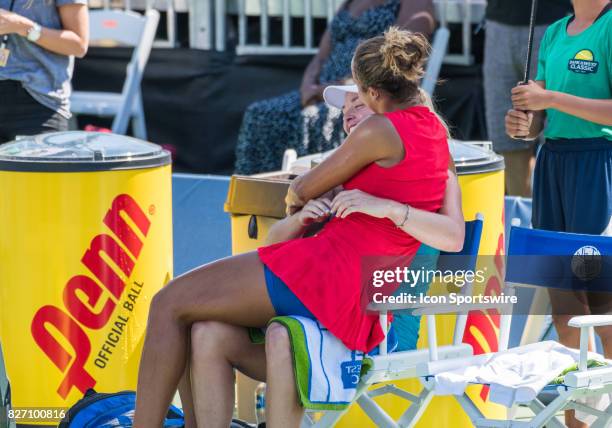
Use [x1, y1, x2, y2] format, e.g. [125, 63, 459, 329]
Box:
[234, 0, 435, 175]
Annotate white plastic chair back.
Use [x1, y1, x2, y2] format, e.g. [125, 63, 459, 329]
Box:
[114, 9, 159, 134]
[89, 9, 147, 46]
[421, 26, 450, 96]
[73, 9, 159, 137]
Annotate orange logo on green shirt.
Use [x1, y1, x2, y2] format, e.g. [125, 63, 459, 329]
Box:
[568, 49, 599, 74]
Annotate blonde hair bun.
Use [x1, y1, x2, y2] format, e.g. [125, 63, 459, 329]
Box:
[352, 29, 448, 135]
[352, 27, 431, 103]
[379, 27, 429, 82]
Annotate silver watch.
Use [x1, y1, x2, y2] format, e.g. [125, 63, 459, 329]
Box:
[26, 23, 42, 42]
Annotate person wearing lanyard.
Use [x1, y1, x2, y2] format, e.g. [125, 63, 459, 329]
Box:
[0, 0, 88, 142]
[506, 1, 612, 426]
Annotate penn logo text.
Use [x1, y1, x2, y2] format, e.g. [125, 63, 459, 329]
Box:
[30, 194, 151, 399]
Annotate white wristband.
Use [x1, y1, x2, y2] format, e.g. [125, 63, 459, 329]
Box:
[26, 22, 42, 42]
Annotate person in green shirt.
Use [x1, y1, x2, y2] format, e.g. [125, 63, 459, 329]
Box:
[505, 1, 612, 426]
[484, 0, 571, 197]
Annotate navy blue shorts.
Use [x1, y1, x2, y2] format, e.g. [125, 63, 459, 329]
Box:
[532, 138, 612, 235]
[263, 264, 315, 318]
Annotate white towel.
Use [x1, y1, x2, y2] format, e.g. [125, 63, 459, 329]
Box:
[256, 316, 366, 410]
[253, 316, 397, 410]
[430, 341, 606, 407]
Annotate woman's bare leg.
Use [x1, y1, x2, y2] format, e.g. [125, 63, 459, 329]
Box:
[178, 346, 197, 428]
[265, 323, 304, 428]
[133, 251, 275, 427]
[190, 321, 267, 428]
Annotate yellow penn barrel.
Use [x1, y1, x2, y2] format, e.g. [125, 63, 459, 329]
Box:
[0, 132, 173, 424]
[337, 141, 506, 427]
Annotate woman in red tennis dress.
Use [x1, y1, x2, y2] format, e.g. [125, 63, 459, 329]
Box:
[134, 27, 449, 427]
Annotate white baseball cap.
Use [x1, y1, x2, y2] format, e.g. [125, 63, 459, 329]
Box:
[323, 84, 358, 109]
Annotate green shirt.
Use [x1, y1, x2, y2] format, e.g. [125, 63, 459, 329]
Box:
[535, 8, 612, 140]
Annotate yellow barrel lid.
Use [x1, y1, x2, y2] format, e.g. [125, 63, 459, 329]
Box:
[0, 131, 171, 172]
[450, 140, 505, 175]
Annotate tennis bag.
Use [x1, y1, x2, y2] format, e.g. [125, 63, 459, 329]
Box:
[58, 389, 184, 428]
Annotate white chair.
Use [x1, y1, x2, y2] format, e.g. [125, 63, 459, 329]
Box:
[421, 26, 450, 96]
[71, 9, 160, 140]
[415, 226, 612, 428]
[301, 215, 485, 428]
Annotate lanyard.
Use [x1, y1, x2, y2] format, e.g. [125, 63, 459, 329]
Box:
[1, 0, 18, 46]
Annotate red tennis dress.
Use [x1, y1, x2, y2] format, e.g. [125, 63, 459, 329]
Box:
[258, 105, 450, 352]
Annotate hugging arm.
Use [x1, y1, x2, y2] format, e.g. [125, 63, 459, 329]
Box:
[330, 170, 464, 252]
[265, 198, 332, 245]
[265, 212, 308, 245]
[395, 171, 464, 252]
[287, 115, 404, 213]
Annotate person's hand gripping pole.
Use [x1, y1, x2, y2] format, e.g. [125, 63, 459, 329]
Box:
[509, 0, 539, 140]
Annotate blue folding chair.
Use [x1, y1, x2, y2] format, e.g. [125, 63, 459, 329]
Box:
[302, 214, 485, 428]
[441, 213, 484, 347]
[415, 226, 612, 428]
